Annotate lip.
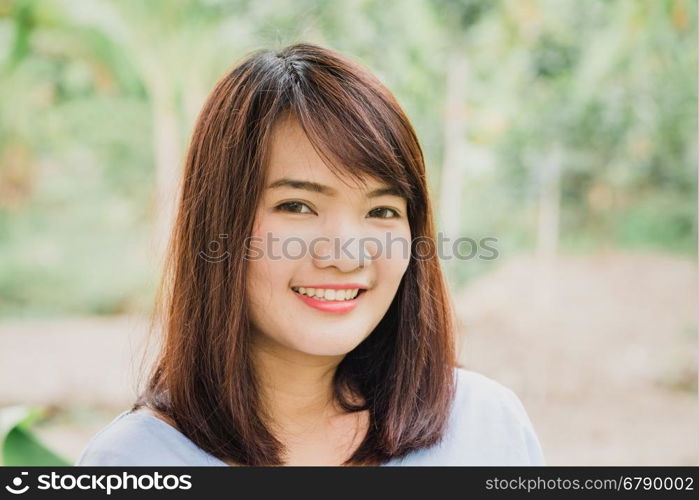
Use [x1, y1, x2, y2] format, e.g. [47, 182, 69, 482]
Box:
[291, 287, 367, 314]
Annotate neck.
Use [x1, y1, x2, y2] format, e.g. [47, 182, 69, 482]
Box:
[251, 333, 344, 436]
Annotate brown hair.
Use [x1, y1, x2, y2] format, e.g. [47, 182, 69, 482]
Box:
[133, 42, 457, 465]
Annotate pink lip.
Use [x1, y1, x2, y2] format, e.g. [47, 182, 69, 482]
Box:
[292, 288, 366, 313]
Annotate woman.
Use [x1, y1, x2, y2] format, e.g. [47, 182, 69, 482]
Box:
[75, 43, 545, 466]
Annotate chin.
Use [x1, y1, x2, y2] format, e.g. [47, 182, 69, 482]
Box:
[291, 335, 367, 358]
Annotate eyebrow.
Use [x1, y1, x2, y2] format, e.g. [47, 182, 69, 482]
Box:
[267, 177, 404, 198]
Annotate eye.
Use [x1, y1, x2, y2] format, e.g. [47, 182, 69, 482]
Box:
[368, 207, 400, 219]
[275, 201, 314, 214]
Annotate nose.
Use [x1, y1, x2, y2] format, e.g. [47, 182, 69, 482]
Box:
[311, 221, 379, 273]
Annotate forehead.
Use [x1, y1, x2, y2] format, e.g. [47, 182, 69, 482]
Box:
[266, 114, 386, 193]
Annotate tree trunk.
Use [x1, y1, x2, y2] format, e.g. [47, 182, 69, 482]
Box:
[531, 146, 563, 405]
[439, 46, 470, 244]
[536, 146, 562, 262]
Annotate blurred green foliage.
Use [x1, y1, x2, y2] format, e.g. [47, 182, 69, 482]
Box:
[0, 0, 695, 317]
[0, 405, 70, 465]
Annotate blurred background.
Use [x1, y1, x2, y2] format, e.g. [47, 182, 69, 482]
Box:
[0, 0, 696, 465]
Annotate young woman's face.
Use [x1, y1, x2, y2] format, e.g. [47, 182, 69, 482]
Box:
[246, 116, 411, 357]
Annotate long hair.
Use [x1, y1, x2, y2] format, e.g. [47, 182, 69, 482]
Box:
[133, 43, 457, 465]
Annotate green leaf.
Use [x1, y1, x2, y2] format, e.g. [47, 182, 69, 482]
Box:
[3, 426, 70, 466]
[0, 405, 70, 466]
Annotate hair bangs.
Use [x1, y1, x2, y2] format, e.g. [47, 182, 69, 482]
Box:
[274, 49, 416, 202]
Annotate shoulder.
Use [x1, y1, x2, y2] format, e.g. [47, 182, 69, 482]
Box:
[387, 367, 546, 466]
[74, 409, 226, 466]
[453, 368, 536, 428]
[449, 368, 546, 465]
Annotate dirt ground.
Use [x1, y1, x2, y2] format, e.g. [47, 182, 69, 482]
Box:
[454, 251, 697, 465]
[1, 251, 696, 465]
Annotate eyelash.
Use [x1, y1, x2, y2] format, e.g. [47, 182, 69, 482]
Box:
[275, 201, 401, 219]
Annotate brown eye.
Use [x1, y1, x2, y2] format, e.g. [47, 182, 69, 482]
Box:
[368, 207, 400, 219]
[275, 201, 313, 214]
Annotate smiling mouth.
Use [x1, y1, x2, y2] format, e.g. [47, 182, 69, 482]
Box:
[290, 287, 368, 301]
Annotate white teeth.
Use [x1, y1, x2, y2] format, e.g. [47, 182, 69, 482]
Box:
[292, 287, 361, 301]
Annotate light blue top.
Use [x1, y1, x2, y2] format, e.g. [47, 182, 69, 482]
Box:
[75, 368, 545, 466]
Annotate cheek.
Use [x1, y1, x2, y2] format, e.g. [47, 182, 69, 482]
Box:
[246, 254, 299, 341]
[251, 215, 311, 261]
[246, 219, 301, 307]
[382, 228, 412, 277]
[245, 260, 271, 316]
[372, 235, 411, 296]
[246, 244, 294, 299]
[380, 253, 410, 290]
